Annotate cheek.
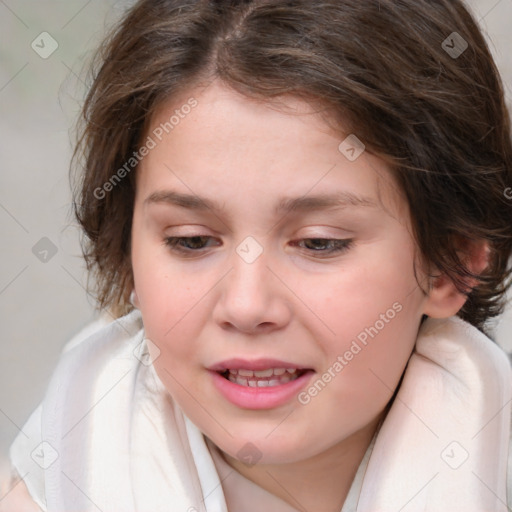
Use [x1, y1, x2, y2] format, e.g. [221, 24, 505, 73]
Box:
[132, 228, 202, 332]
[136, 271, 204, 357]
[135, 262, 207, 400]
[293, 239, 423, 394]
[131, 252, 228, 405]
[294, 238, 421, 338]
[131, 239, 201, 366]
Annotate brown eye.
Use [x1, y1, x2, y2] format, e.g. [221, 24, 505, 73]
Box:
[164, 236, 219, 254]
[295, 238, 353, 256]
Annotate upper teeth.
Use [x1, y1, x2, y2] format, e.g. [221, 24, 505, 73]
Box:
[230, 368, 298, 378]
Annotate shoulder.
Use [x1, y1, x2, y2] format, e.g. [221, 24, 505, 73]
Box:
[0, 473, 43, 512]
[42, 308, 145, 387]
[62, 307, 144, 354]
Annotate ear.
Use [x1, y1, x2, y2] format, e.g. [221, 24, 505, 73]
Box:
[422, 237, 490, 318]
[130, 288, 141, 309]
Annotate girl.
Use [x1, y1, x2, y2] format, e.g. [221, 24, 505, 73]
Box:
[3, 0, 512, 510]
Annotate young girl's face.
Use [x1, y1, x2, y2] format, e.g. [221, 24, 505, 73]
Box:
[131, 80, 431, 465]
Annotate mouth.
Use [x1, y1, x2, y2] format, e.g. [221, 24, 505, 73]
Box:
[218, 367, 310, 387]
[209, 359, 315, 409]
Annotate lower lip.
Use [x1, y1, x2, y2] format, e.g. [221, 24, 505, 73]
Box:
[209, 370, 314, 410]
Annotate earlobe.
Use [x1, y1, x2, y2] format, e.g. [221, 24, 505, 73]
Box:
[466, 239, 490, 276]
[422, 238, 490, 319]
[422, 274, 468, 318]
[130, 288, 140, 309]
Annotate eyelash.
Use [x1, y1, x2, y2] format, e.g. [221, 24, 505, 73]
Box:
[163, 236, 353, 257]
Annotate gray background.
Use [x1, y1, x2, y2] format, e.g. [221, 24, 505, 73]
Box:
[1, 0, 511, 480]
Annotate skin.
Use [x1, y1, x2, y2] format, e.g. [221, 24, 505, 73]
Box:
[0, 476, 42, 512]
[128, 80, 482, 512]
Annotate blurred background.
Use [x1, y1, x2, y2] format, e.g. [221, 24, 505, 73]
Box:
[1, 0, 511, 483]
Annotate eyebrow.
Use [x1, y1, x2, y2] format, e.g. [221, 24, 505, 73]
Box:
[144, 190, 378, 215]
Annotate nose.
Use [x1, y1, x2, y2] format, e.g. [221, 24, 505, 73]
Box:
[212, 245, 292, 334]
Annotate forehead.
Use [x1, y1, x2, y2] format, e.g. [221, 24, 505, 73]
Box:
[148, 81, 338, 150]
[138, 80, 408, 222]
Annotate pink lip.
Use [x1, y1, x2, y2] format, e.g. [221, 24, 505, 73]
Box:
[208, 359, 315, 410]
[208, 357, 311, 372]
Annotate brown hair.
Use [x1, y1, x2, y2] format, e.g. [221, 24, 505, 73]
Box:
[71, 0, 512, 335]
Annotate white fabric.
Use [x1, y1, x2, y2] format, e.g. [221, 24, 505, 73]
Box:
[9, 309, 512, 512]
[203, 425, 378, 512]
[357, 316, 512, 511]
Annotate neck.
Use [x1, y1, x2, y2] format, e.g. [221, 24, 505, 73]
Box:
[221, 412, 385, 512]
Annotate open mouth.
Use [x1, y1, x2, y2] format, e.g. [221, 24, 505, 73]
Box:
[210, 362, 316, 409]
[218, 368, 311, 387]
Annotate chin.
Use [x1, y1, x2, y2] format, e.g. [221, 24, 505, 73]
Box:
[208, 427, 320, 466]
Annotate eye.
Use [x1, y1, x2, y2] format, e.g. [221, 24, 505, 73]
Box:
[163, 236, 219, 254]
[293, 238, 353, 256]
[163, 235, 353, 258]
